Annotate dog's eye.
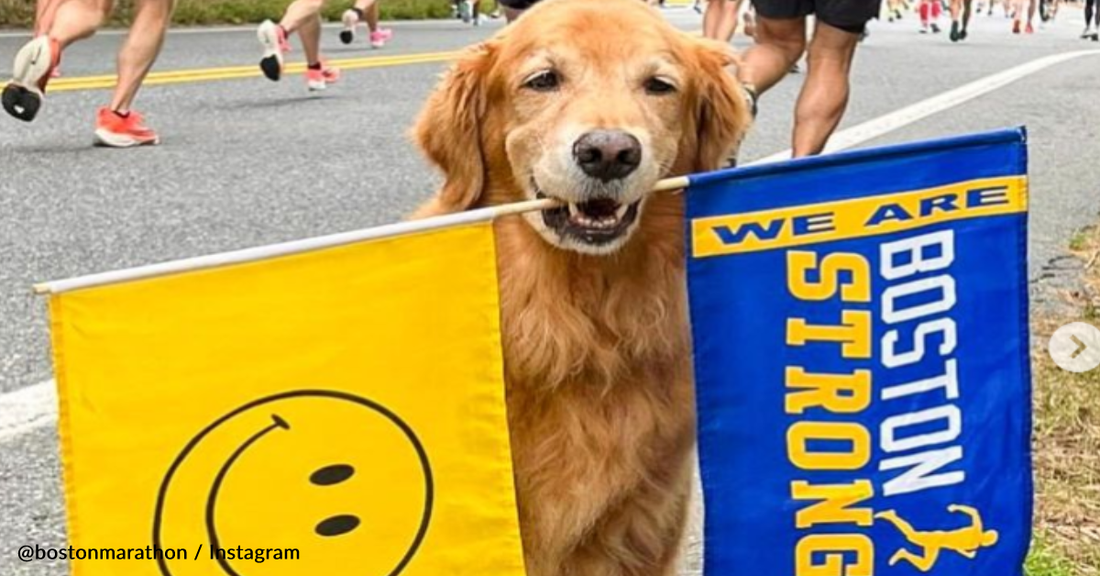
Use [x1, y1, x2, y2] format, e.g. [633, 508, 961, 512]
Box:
[523, 70, 561, 92]
[644, 77, 677, 95]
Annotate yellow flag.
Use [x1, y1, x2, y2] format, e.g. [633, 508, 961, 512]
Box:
[48, 223, 526, 576]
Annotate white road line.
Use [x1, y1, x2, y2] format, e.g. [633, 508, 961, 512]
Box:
[0, 380, 56, 443]
[1, 48, 1097, 445]
[749, 49, 1100, 165]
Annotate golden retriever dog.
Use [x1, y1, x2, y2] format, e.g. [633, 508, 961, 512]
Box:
[412, 0, 751, 574]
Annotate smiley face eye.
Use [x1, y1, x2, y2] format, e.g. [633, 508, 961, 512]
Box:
[644, 77, 677, 95]
[315, 514, 361, 537]
[310, 464, 355, 486]
[524, 70, 561, 92]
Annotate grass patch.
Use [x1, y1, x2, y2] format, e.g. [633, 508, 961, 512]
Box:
[1070, 231, 1089, 252]
[1029, 222, 1100, 575]
[1028, 538, 1080, 576]
[0, 0, 459, 27]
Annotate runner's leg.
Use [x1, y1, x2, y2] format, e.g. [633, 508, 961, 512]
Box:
[792, 20, 860, 156]
[47, 0, 113, 47]
[35, 0, 63, 36]
[280, 0, 325, 35]
[109, 0, 173, 112]
[738, 16, 807, 94]
[298, 11, 323, 65]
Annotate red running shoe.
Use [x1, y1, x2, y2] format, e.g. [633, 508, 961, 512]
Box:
[94, 108, 160, 148]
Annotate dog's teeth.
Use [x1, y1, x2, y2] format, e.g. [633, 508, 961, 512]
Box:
[615, 204, 630, 219]
[568, 203, 580, 217]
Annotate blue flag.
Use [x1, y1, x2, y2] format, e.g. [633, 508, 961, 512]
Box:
[687, 129, 1032, 576]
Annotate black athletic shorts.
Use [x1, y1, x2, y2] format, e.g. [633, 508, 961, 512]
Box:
[498, 0, 542, 9]
[751, 0, 881, 32]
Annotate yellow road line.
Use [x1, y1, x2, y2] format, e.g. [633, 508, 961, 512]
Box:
[1, 49, 461, 93]
[2, 27, 703, 93]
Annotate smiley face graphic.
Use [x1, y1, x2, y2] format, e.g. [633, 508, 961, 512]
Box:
[152, 390, 433, 576]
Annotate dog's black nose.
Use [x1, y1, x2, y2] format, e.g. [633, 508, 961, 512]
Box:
[573, 130, 642, 182]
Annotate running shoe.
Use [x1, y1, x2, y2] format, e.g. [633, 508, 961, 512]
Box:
[930, 22, 941, 32]
[257, 20, 290, 81]
[2, 36, 60, 122]
[1081, 25, 1093, 38]
[306, 63, 341, 91]
[950, 20, 960, 40]
[340, 9, 359, 44]
[1025, 21, 1034, 33]
[370, 28, 393, 48]
[959, 27, 968, 39]
[1012, 19, 1021, 32]
[94, 108, 160, 148]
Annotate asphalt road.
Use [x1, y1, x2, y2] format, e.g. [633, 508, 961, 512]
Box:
[1, 6, 1099, 575]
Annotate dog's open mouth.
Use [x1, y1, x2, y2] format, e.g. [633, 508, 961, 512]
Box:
[537, 191, 642, 245]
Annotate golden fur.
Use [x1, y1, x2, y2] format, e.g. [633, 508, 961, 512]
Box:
[412, 0, 751, 574]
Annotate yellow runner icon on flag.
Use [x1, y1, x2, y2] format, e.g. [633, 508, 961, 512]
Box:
[47, 223, 526, 576]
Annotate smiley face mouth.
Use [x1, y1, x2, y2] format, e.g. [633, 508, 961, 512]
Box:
[205, 414, 293, 576]
[535, 191, 642, 246]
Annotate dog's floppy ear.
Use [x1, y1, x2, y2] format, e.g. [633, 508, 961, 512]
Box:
[690, 39, 752, 172]
[413, 41, 497, 213]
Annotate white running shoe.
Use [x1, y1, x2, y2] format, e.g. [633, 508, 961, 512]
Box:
[340, 9, 359, 44]
[257, 20, 288, 81]
[2, 35, 60, 122]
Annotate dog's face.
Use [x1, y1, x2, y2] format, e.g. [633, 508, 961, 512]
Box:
[415, 0, 750, 255]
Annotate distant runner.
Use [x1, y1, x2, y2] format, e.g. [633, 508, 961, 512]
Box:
[257, 0, 341, 91]
[1084, 0, 1099, 39]
[340, 0, 395, 48]
[1011, 0, 1036, 32]
[949, 0, 973, 39]
[919, 0, 943, 33]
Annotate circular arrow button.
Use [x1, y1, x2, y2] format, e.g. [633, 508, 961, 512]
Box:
[1048, 322, 1100, 373]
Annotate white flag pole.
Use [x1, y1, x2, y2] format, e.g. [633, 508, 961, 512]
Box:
[33, 176, 692, 295]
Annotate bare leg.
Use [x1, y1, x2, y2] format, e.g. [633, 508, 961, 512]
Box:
[109, 0, 173, 111]
[46, 0, 113, 48]
[297, 12, 323, 65]
[791, 20, 860, 157]
[703, 0, 718, 36]
[35, 0, 63, 36]
[737, 16, 807, 94]
[279, 0, 325, 35]
[714, 0, 743, 41]
[353, 0, 380, 31]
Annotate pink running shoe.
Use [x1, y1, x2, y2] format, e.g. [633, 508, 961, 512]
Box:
[306, 62, 341, 92]
[370, 28, 394, 48]
[257, 20, 290, 81]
